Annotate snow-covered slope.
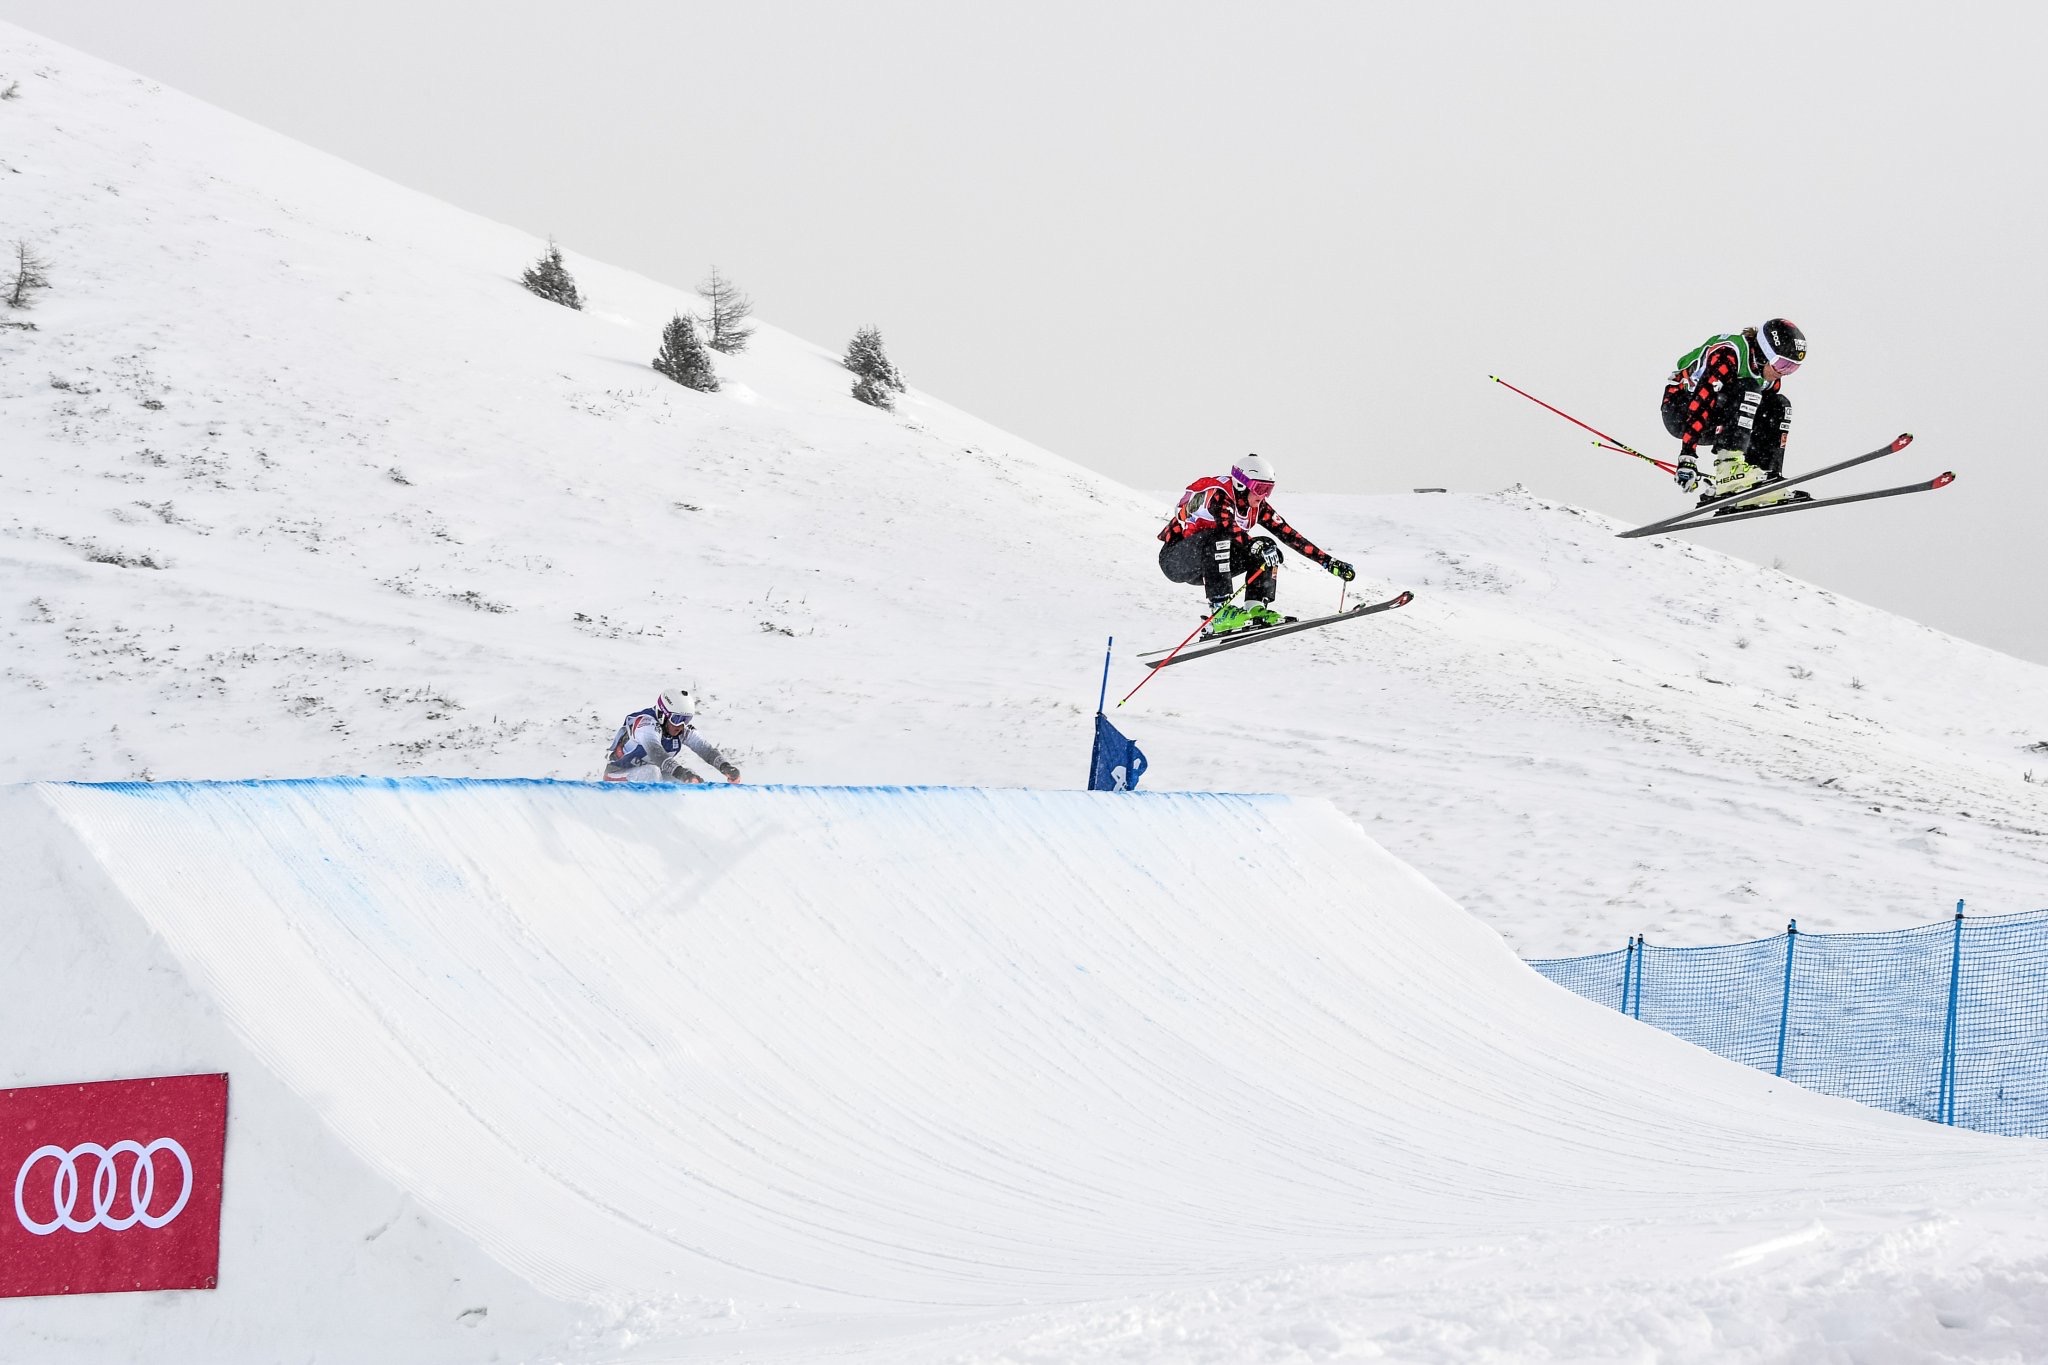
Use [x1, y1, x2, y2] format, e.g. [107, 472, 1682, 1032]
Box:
[9, 778, 2048, 1364]
[10, 25, 2048, 1363]
[4, 22, 2047, 957]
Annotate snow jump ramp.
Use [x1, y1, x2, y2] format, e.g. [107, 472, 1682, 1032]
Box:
[3, 778, 2041, 1363]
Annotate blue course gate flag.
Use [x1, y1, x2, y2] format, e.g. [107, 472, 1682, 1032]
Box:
[1086, 637, 1148, 792]
[1089, 714, 1148, 792]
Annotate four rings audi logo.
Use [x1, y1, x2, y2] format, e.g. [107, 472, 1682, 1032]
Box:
[13, 1140, 194, 1235]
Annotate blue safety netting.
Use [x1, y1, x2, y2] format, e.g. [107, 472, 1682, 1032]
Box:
[1952, 911, 2048, 1137]
[1638, 933, 1792, 1075]
[1526, 943, 1631, 1013]
[1527, 907, 2048, 1139]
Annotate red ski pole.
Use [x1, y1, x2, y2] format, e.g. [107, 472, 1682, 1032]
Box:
[1116, 566, 1268, 709]
[1490, 376, 1678, 475]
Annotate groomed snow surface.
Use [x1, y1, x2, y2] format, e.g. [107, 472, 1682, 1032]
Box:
[9, 22, 2048, 1364]
[8, 778, 2048, 1364]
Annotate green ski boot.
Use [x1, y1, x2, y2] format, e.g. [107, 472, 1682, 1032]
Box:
[1207, 603, 1257, 636]
[1240, 601, 1285, 628]
[1208, 602, 1284, 638]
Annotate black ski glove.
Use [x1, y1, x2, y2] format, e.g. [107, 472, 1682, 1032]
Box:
[1326, 557, 1356, 581]
[718, 761, 742, 784]
[1251, 537, 1283, 570]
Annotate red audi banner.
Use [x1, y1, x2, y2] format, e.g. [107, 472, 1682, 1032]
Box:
[1, 1073, 228, 1298]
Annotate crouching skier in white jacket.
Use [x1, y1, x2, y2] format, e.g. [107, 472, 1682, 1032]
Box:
[602, 684, 742, 784]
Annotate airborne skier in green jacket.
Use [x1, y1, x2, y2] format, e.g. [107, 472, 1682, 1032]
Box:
[1660, 318, 1808, 506]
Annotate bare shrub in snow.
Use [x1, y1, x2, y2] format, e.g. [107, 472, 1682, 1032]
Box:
[372, 685, 462, 719]
[845, 326, 904, 409]
[651, 313, 719, 392]
[696, 266, 755, 354]
[83, 545, 166, 570]
[0, 81, 18, 101]
[446, 589, 511, 613]
[520, 237, 584, 311]
[571, 611, 667, 640]
[7, 240, 52, 309]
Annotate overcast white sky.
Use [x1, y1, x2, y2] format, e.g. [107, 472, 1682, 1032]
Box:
[8, 2, 2045, 661]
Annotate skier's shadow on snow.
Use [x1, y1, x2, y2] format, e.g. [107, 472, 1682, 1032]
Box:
[524, 786, 787, 921]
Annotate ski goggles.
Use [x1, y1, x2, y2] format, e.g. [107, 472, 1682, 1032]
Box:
[1231, 472, 1275, 499]
[1756, 333, 1802, 378]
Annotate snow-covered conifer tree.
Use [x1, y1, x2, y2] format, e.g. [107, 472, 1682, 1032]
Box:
[520, 237, 584, 310]
[845, 326, 905, 408]
[652, 312, 720, 392]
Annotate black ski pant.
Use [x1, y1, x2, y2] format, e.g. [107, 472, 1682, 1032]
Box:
[1159, 532, 1277, 605]
[1661, 383, 1792, 477]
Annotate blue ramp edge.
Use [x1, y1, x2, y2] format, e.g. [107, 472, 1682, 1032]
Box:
[54, 776, 1289, 802]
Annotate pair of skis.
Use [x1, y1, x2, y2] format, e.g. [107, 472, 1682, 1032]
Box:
[1137, 591, 1414, 670]
[1486, 382, 1955, 538]
[1618, 433, 1953, 539]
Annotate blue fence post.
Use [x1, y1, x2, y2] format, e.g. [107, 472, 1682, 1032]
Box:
[1622, 933, 1638, 1019]
[1774, 918, 1798, 1078]
[1631, 934, 1645, 1019]
[1939, 899, 1965, 1125]
[1619, 935, 1636, 1015]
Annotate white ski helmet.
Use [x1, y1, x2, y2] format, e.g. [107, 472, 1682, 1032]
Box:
[1230, 453, 1276, 494]
[656, 684, 693, 725]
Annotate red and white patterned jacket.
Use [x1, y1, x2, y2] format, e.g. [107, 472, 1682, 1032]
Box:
[1158, 476, 1331, 565]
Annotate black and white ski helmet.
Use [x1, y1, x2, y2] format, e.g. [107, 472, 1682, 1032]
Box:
[656, 684, 693, 725]
[1756, 318, 1807, 375]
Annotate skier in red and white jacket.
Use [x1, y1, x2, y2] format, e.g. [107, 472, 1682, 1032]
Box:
[1156, 454, 1355, 635]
